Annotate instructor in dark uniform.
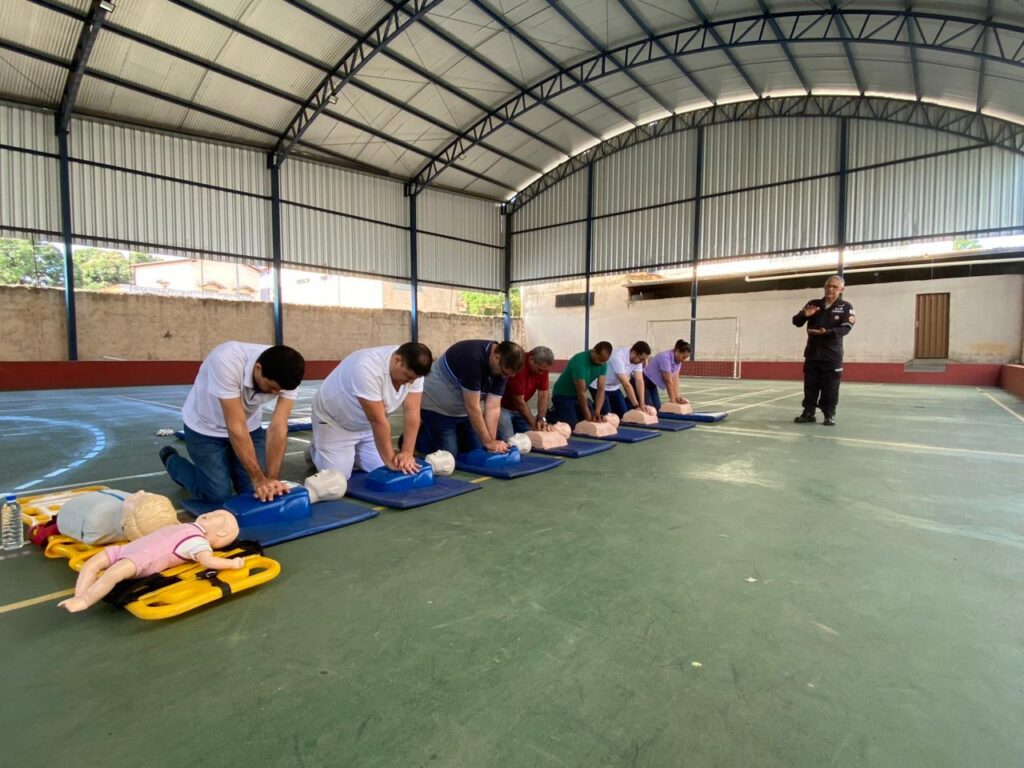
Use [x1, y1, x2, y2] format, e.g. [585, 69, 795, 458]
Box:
[792, 274, 855, 426]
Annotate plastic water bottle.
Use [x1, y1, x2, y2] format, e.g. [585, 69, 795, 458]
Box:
[2, 494, 25, 550]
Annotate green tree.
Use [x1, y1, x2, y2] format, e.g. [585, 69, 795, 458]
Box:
[74, 248, 131, 289]
[952, 237, 982, 251]
[0, 238, 66, 287]
[458, 288, 521, 316]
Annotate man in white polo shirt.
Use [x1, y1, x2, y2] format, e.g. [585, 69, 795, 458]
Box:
[310, 342, 433, 478]
[159, 342, 305, 503]
[588, 341, 656, 418]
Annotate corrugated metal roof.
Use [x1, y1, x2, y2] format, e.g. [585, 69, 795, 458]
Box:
[0, 51, 65, 108]
[1, 0, 81, 61]
[594, 130, 696, 216]
[848, 122, 981, 169]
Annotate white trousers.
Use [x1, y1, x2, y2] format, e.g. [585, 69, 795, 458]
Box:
[310, 420, 385, 478]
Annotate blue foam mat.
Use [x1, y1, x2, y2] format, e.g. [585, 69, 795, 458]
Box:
[592, 426, 662, 443]
[174, 419, 312, 441]
[346, 473, 480, 509]
[659, 411, 729, 423]
[455, 454, 564, 479]
[180, 497, 377, 547]
[531, 438, 616, 458]
[619, 419, 696, 432]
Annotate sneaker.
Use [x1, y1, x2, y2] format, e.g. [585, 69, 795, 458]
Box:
[793, 413, 816, 423]
[822, 416, 836, 427]
[159, 445, 179, 467]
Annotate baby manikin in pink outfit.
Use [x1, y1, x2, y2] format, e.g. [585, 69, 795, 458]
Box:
[60, 510, 244, 613]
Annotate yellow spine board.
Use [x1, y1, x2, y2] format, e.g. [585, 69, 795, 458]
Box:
[33, 487, 280, 620]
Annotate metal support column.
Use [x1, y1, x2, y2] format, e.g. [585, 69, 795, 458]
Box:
[690, 126, 705, 356]
[837, 117, 849, 277]
[56, 127, 78, 360]
[583, 162, 595, 349]
[268, 156, 284, 345]
[409, 193, 419, 342]
[502, 207, 512, 342]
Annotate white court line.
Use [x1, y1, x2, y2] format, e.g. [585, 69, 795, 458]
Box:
[704, 425, 1024, 461]
[977, 389, 1024, 425]
[116, 395, 183, 413]
[726, 391, 803, 413]
[696, 388, 779, 405]
[16, 449, 308, 496]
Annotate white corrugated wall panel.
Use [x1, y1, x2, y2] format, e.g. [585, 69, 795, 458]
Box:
[70, 163, 270, 259]
[847, 147, 1024, 243]
[703, 118, 838, 196]
[281, 203, 409, 279]
[0, 148, 60, 236]
[0, 104, 57, 153]
[511, 223, 585, 282]
[417, 188, 501, 246]
[592, 203, 694, 273]
[419, 234, 502, 290]
[70, 118, 268, 195]
[514, 171, 587, 231]
[281, 159, 406, 227]
[847, 121, 983, 168]
[593, 131, 696, 216]
[701, 177, 837, 259]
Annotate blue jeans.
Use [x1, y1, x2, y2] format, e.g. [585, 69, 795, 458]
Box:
[497, 408, 531, 440]
[166, 424, 267, 503]
[416, 409, 483, 455]
[642, 375, 662, 410]
[589, 388, 631, 417]
[549, 394, 587, 428]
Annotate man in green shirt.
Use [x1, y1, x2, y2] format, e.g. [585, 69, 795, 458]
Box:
[548, 341, 613, 427]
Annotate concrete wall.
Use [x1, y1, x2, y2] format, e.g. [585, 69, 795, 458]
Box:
[0, 285, 524, 362]
[521, 273, 1024, 364]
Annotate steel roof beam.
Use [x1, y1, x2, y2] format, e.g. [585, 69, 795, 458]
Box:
[685, 0, 760, 98]
[977, 0, 994, 111]
[756, 0, 810, 94]
[471, 0, 644, 129]
[829, 0, 866, 94]
[29, 0, 534, 181]
[615, 0, 715, 105]
[283, 0, 570, 160]
[382, 0, 606, 141]
[903, 1, 923, 100]
[544, 0, 674, 116]
[57, 0, 111, 133]
[272, 0, 442, 166]
[406, 9, 1024, 194]
[507, 95, 1024, 212]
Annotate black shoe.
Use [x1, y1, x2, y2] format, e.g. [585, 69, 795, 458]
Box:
[822, 416, 836, 427]
[159, 445, 179, 467]
[793, 413, 816, 423]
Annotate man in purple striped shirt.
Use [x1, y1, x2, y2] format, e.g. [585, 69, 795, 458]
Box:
[641, 340, 691, 410]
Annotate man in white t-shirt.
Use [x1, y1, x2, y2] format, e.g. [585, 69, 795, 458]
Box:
[159, 342, 305, 503]
[310, 343, 433, 478]
[588, 341, 656, 418]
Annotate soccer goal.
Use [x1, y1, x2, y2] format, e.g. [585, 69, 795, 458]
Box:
[645, 316, 741, 378]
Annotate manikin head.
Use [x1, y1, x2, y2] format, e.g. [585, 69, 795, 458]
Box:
[629, 340, 651, 366]
[590, 341, 613, 366]
[253, 345, 305, 394]
[672, 339, 692, 364]
[195, 510, 240, 549]
[304, 469, 347, 503]
[390, 342, 433, 387]
[488, 341, 525, 378]
[823, 274, 845, 305]
[527, 346, 554, 376]
[121, 491, 179, 540]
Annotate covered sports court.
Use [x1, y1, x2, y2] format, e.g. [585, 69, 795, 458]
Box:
[1, 0, 1023, 766]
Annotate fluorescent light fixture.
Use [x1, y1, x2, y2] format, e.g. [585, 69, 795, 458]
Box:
[99, 0, 115, 11]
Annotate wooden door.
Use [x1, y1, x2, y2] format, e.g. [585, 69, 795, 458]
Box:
[914, 293, 950, 359]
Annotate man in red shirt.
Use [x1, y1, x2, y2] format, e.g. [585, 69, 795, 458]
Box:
[497, 346, 554, 439]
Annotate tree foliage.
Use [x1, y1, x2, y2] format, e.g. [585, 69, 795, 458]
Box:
[458, 287, 521, 316]
[0, 239, 66, 287]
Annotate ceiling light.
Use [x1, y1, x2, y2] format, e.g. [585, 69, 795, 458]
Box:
[99, 1, 115, 12]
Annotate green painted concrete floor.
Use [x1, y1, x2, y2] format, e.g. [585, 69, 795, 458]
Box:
[1, 379, 1022, 767]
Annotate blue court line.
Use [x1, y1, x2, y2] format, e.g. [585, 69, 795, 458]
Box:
[0, 416, 108, 491]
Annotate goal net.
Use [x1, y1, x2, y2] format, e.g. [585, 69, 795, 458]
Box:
[645, 316, 741, 378]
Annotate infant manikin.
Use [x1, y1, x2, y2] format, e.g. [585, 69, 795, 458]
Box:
[60, 510, 244, 613]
